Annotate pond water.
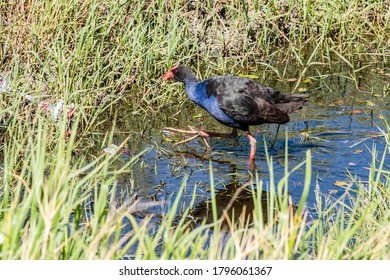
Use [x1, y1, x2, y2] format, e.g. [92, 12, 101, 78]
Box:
[111, 63, 389, 226]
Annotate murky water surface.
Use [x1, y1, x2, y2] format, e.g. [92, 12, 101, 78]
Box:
[112, 63, 389, 225]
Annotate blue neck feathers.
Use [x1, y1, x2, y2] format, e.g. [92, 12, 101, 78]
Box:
[183, 80, 237, 128]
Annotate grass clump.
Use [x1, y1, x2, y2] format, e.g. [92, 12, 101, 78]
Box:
[0, 111, 147, 259]
[1, 0, 389, 111]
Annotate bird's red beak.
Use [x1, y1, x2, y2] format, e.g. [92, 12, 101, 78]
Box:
[163, 70, 174, 81]
[163, 65, 179, 81]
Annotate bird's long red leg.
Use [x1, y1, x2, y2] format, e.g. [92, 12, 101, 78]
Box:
[245, 130, 257, 168]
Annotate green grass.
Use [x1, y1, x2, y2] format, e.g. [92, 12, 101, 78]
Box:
[0, 0, 389, 259]
[0, 113, 148, 259]
[0, 115, 389, 259]
[1, 0, 389, 110]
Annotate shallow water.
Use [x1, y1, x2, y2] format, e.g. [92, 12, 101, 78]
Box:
[112, 63, 389, 225]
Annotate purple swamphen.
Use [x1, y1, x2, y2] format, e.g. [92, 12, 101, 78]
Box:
[163, 64, 307, 166]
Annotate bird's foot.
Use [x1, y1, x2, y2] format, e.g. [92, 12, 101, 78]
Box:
[163, 126, 238, 150]
[163, 126, 212, 150]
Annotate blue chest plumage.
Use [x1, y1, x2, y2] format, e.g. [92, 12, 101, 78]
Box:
[184, 80, 239, 128]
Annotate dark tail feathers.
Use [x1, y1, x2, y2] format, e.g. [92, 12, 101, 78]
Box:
[275, 94, 308, 113]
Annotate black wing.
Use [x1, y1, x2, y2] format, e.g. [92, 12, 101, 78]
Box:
[205, 76, 292, 125]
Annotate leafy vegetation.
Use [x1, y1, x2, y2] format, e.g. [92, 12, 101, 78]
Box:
[0, 0, 389, 259]
[1, 0, 388, 109]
